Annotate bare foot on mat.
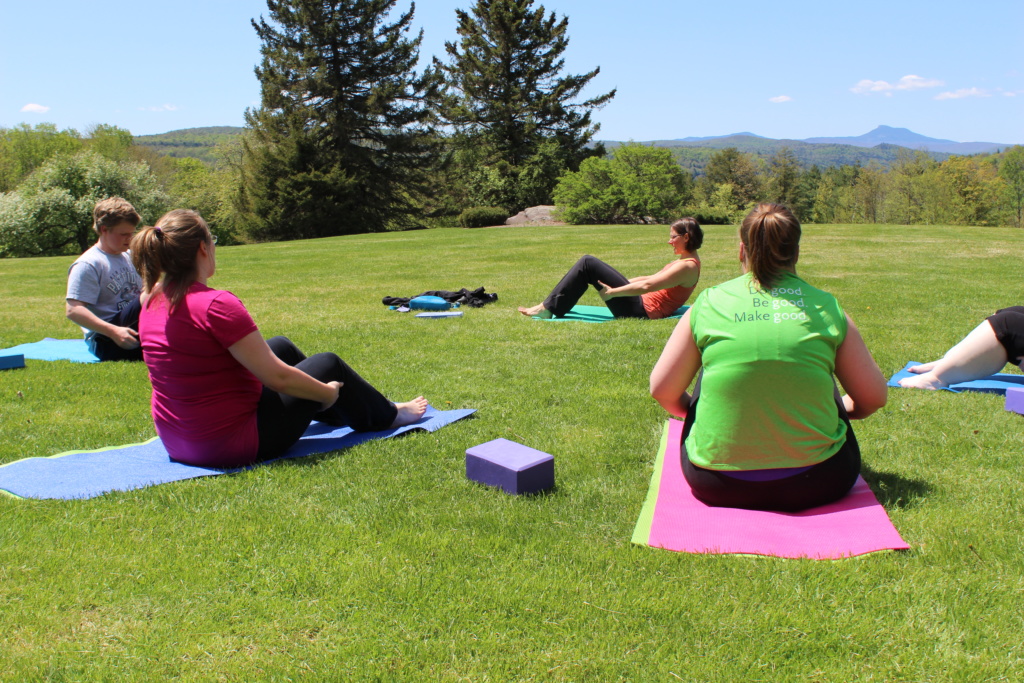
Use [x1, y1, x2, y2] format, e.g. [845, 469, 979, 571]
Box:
[898, 372, 947, 390]
[907, 362, 938, 374]
[391, 396, 429, 427]
[518, 304, 552, 318]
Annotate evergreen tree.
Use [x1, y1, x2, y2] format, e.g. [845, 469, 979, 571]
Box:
[241, 0, 438, 240]
[433, 0, 615, 213]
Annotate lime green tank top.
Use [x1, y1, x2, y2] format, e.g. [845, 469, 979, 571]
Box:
[685, 272, 848, 471]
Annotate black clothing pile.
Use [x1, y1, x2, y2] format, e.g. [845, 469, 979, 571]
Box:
[382, 287, 498, 308]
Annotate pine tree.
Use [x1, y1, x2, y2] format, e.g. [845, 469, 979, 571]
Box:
[241, 0, 438, 239]
[433, 0, 615, 213]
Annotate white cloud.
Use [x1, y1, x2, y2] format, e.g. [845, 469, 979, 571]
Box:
[20, 103, 50, 113]
[769, 95, 792, 103]
[850, 74, 944, 95]
[138, 104, 179, 112]
[935, 87, 990, 100]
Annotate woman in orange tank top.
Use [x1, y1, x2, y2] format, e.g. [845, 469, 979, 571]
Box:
[518, 218, 703, 320]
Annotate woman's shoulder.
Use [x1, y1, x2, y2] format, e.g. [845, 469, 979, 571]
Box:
[188, 282, 241, 302]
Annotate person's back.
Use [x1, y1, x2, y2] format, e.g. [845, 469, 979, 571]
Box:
[686, 271, 848, 471]
[651, 203, 886, 511]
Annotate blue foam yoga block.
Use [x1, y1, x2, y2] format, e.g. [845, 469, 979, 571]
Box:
[466, 438, 555, 495]
[0, 353, 25, 370]
[1007, 388, 1024, 415]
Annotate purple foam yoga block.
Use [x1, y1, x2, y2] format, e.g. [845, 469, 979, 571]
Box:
[1006, 388, 1024, 415]
[0, 354, 25, 370]
[466, 438, 555, 495]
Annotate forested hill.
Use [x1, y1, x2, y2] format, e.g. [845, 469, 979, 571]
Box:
[136, 126, 963, 174]
[133, 126, 245, 164]
[604, 135, 953, 175]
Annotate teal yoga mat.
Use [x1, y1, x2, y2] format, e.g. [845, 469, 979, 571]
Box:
[535, 304, 689, 323]
[0, 406, 475, 500]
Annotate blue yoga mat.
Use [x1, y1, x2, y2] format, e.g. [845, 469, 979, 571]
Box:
[0, 406, 475, 500]
[536, 304, 689, 323]
[0, 338, 99, 364]
[888, 362, 1024, 394]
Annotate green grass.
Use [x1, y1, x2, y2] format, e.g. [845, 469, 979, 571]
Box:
[1, 224, 1023, 681]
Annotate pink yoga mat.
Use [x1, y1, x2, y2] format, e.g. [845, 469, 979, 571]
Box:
[635, 419, 909, 559]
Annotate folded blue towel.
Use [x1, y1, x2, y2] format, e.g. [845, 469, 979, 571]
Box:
[0, 406, 475, 500]
[0, 338, 99, 363]
[888, 361, 1024, 394]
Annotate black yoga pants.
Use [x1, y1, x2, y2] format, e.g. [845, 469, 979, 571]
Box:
[543, 255, 648, 319]
[988, 306, 1024, 366]
[255, 336, 397, 461]
[680, 378, 861, 512]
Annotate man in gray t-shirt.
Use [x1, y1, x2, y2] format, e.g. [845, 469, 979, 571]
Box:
[65, 198, 144, 361]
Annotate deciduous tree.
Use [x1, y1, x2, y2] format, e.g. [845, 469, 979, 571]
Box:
[999, 146, 1024, 227]
[554, 143, 690, 224]
[0, 151, 167, 257]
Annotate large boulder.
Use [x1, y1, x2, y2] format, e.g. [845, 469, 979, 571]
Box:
[505, 205, 565, 226]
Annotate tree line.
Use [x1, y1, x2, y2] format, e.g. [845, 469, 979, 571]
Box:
[1, 0, 1021, 258]
[555, 143, 1023, 228]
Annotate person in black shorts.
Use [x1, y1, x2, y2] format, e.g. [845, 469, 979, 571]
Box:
[898, 307, 1024, 390]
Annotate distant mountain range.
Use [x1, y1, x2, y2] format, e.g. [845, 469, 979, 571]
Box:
[646, 125, 1012, 156]
[137, 125, 1017, 172]
[600, 125, 1019, 174]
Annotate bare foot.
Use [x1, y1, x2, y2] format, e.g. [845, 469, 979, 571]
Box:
[898, 372, 947, 390]
[391, 396, 429, 428]
[908, 362, 938, 374]
[518, 303, 552, 318]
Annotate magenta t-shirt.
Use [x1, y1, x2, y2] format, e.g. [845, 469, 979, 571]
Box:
[140, 282, 262, 467]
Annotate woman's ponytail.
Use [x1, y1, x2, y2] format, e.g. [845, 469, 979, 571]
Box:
[130, 225, 165, 298]
[739, 203, 801, 289]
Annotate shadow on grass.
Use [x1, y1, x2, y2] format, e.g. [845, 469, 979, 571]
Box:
[861, 462, 931, 510]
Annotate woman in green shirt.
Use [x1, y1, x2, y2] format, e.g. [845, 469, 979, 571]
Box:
[650, 203, 887, 511]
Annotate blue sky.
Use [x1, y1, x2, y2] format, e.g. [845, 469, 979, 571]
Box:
[2, 0, 1021, 144]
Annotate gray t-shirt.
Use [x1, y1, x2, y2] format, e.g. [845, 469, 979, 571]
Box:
[66, 244, 142, 346]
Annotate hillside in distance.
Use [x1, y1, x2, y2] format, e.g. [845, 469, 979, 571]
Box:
[803, 125, 1008, 155]
[603, 134, 949, 174]
[133, 126, 245, 164]
[603, 125, 1016, 174]
[136, 125, 1015, 174]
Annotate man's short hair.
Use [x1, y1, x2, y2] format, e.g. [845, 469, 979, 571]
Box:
[93, 197, 141, 235]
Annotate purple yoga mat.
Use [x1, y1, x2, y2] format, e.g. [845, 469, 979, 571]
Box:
[643, 419, 909, 559]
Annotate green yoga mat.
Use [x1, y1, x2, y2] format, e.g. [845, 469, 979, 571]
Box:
[535, 305, 689, 323]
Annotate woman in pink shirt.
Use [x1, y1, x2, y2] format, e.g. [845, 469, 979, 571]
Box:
[131, 210, 428, 468]
[517, 218, 702, 320]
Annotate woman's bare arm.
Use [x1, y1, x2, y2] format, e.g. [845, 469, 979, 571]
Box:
[600, 260, 699, 299]
[834, 314, 887, 419]
[650, 310, 702, 418]
[228, 331, 340, 410]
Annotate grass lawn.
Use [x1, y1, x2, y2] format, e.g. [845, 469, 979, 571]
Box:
[1, 223, 1022, 681]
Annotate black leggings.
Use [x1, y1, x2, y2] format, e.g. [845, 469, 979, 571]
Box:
[988, 306, 1024, 366]
[543, 255, 648, 319]
[680, 377, 861, 512]
[255, 337, 397, 461]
